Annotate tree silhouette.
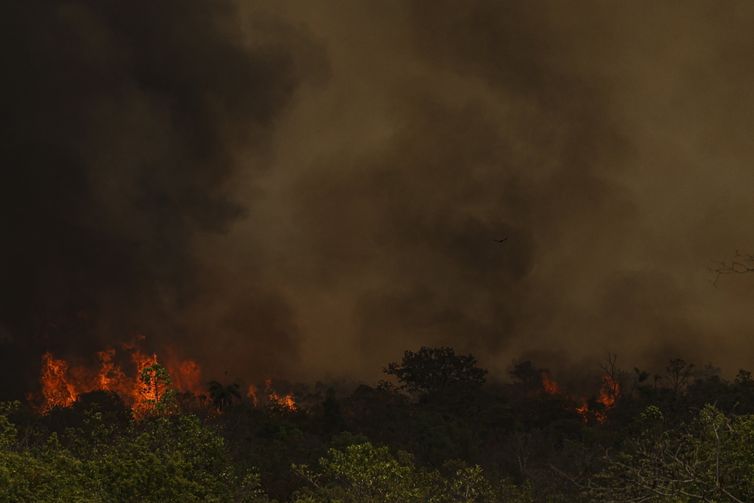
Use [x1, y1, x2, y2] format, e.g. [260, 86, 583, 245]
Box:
[384, 347, 487, 396]
[207, 381, 241, 411]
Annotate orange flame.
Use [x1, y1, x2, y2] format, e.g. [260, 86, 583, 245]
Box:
[575, 400, 589, 422]
[247, 384, 259, 407]
[131, 350, 159, 418]
[268, 390, 298, 411]
[594, 374, 620, 423]
[245, 380, 297, 411]
[574, 374, 621, 423]
[37, 341, 204, 417]
[597, 374, 620, 410]
[40, 352, 78, 412]
[540, 371, 561, 395]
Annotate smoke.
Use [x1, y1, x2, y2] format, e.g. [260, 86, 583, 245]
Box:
[243, 0, 754, 379]
[0, 0, 322, 398]
[4, 1, 754, 399]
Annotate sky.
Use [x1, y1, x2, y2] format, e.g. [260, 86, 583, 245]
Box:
[3, 1, 754, 397]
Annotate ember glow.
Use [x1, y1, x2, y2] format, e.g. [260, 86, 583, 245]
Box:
[536, 370, 620, 423]
[540, 371, 561, 395]
[37, 342, 202, 417]
[247, 380, 298, 411]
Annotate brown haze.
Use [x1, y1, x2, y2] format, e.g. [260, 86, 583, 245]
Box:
[3, 1, 754, 398]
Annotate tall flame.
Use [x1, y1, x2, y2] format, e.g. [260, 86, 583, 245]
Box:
[40, 352, 77, 412]
[131, 350, 160, 418]
[594, 374, 621, 423]
[37, 342, 203, 417]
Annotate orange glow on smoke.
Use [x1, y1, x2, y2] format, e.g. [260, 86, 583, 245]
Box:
[247, 384, 259, 407]
[541, 371, 561, 395]
[37, 341, 203, 417]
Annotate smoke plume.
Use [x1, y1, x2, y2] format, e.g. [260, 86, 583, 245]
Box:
[4, 1, 754, 398]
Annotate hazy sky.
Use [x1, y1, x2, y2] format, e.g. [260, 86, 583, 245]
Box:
[3, 1, 754, 396]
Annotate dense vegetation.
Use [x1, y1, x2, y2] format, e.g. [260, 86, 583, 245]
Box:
[4, 347, 754, 502]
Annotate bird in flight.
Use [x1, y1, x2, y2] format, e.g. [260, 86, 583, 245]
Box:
[494, 237, 508, 244]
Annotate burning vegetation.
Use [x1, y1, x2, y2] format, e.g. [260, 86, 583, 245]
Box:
[34, 339, 297, 417]
[9, 346, 754, 502]
[538, 365, 621, 423]
[37, 343, 201, 417]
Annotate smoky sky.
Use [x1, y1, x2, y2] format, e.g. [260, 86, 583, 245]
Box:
[3, 1, 754, 398]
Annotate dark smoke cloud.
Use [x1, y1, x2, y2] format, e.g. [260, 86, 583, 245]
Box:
[1, 1, 322, 398]
[5, 1, 754, 398]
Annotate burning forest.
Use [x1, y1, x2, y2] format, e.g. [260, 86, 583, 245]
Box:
[4, 0, 754, 501]
[32, 339, 299, 418]
[7, 345, 754, 502]
[34, 343, 202, 417]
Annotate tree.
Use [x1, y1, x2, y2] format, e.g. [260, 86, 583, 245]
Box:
[588, 405, 754, 502]
[384, 347, 487, 396]
[208, 381, 241, 412]
[291, 442, 529, 503]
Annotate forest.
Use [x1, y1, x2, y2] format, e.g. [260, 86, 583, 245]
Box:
[4, 346, 754, 502]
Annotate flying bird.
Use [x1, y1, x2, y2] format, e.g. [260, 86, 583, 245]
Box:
[494, 237, 508, 244]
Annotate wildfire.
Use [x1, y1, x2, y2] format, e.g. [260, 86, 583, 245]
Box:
[247, 380, 297, 411]
[541, 370, 561, 395]
[247, 384, 259, 406]
[593, 374, 621, 423]
[597, 374, 620, 409]
[573, 374, 621, 423]
[575, 400, 589, 420]
[37, 342, 203, 417]
[40, 353, 77, 412]
[529, 369, 620, 423]
[131, 350, 160, 418]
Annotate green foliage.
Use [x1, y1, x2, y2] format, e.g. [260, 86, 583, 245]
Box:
[140, 363, 179, 416]
[9, 349, 754, 502]
[0, 401, 268, 503]
[291, 442, 530, 503]
[589, 404, 754, 502]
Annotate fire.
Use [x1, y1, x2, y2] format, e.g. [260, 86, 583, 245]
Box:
[593, 374, 620, 423]
[597, 374, 620, 410]
[246, 380, 297, 411]
[40, 352, 77, 412]
[576, 400, 589, 421]
[268, 390, 298, 411]
[169, 359, 202, 396]
[247, 384, 259, 407]
[131, 350, 160, 418]
[265, 379, 298, 411]
[36, 341, 203, 417]
[524, 368, 620, 423]
[540, 371, 561, 395]
[574, 374, 621, 423]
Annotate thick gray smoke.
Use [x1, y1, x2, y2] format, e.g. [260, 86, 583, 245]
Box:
[4, 1, 754, 399]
